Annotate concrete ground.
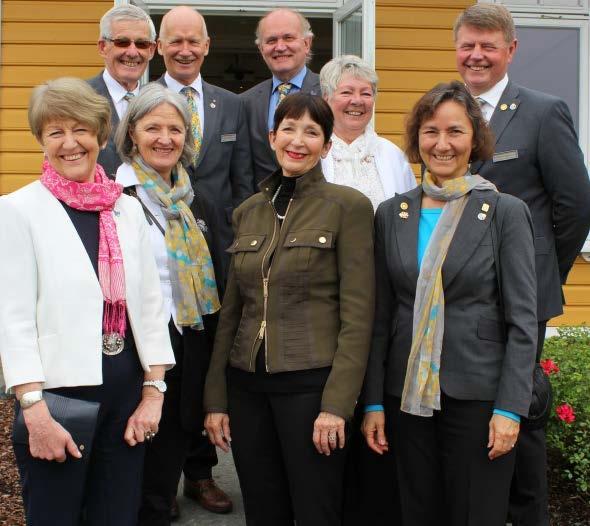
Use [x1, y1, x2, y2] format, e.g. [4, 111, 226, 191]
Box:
[176, 448, 246, 525]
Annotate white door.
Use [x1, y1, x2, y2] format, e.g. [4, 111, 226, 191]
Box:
[333, 0, 375, 66]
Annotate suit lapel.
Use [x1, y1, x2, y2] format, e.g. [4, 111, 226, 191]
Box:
[95, 72, 120, 128]
[442, 191, 499, 289]
[301, 70, 320, 96]
[196, 82, 219, 169]
[394, 187, 421, 285]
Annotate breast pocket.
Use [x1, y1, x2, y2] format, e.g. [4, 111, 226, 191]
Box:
[282, 229, 335, 272]
[226, 233, 266, 275]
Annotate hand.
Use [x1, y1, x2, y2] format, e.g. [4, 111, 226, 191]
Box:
[313, 412, 346, 456]
[362, 411, 389, 455]
[23, 401, 81, 462]
[488, 414, 520, 460]
[204, 413, 231, 452]
[124, 390, 164, 446]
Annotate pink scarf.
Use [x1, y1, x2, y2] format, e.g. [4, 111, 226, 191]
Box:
[40, 160, 127, 338]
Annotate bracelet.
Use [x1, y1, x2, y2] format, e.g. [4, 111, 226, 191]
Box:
[20, 390, 43, 409]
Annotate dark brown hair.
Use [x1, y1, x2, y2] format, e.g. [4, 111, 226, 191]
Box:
[404, 80, 494, 164]
[273, 93, 333, 145]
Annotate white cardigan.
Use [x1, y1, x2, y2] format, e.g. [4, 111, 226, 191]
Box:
[0, 181, 174, 391]
[321, 133, 417, 200]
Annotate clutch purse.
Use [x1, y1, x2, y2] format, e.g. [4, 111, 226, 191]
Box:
[13, 391, 100, 458]
[522, 363, 553, 430]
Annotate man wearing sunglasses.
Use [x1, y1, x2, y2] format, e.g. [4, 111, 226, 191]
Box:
[88, 5, 156, 178]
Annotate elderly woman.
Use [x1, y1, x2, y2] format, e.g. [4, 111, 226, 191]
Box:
[320, 55, 416, 211]
[362, 81, 537, 526]
[113, 83, 222, 525]
[0, 77, 173, 526]
[204, 93, 375, 526]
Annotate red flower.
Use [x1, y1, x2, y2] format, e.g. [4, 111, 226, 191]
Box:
[540, 358, 559, 376]
[556, 403, 576, 424]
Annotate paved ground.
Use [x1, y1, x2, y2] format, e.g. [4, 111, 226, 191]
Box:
[176, 448, 246, 525]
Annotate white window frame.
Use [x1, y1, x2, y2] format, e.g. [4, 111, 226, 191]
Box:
[333, 0, 376, 67]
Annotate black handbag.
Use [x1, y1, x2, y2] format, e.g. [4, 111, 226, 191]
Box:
[13, 391, 100, 458]
[490, 201, 552, 430]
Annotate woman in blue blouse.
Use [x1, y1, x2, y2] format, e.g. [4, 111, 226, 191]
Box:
[362, 81, 537, 526]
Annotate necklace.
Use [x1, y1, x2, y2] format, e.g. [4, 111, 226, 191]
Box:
[271, 184, 285, 220]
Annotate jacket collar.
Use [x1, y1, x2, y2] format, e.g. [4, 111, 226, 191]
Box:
[258, 163, 326, 199]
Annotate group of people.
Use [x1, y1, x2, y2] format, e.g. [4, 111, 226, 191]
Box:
[1, 3, 590, 526]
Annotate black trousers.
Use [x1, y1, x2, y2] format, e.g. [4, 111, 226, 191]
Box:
[139, 319, 215, 526]
[13, 347, 145, 526]
[228, 382, 347, 526]
[181, 432, 218, 481]
[386, 394, 516, 526]
[509, 321, 550, 526]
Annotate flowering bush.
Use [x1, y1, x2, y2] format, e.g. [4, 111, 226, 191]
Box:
[543, 326, 590, 494]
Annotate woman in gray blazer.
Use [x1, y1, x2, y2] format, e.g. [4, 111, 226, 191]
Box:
[362, 81, 537, 526]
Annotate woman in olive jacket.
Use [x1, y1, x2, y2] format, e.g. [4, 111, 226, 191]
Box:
[204, 93, 375, 526]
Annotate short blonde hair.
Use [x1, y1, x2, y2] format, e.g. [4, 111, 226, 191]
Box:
[453, 4, 516, 45]
[28, 77, 111, 146]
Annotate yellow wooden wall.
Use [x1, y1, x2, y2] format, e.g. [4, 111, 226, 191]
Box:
[0, 0, 111, 194]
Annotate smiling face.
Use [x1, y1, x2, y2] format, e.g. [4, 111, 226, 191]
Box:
[418, 100, 474, 184]
[98, 19, 155, 91]
[327, 74, 374, 143]
[158, 8, 210, 86]
[258, 10, 311, 82]
[455, 25, 517, 96]
[41, 119, 100, 183]
[269, 111, 331, 177]
[130, 103, 186, 183]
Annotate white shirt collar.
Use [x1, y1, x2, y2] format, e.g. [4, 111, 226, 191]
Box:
[102, 69, 139, 104]
[476, 74, 509, 111]
[115, 163, 139, 188]
[164, 72, 203, 97]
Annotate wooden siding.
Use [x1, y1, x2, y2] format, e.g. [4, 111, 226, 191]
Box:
[0, 0, 110, 194]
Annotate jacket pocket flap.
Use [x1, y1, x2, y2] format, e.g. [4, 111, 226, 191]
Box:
[477, 317, 506, 343]
[226, 234, 267, 253]
[283, 230, 334, 248]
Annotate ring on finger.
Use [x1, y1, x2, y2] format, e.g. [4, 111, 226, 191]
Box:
[328, 431, 337, 442]
[144, 430, 155, 441]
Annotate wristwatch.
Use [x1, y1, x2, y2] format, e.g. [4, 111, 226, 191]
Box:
[20, 390, 43, 409]
[142, 380, 167, 393]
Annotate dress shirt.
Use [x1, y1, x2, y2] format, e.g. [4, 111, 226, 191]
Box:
[267, 66, 307, 131]
[165, 72, 205, 135]
[474, 74, 509, 122]
[102, 69, 140, 120]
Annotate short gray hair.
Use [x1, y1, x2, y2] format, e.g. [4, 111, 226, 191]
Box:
[100, 5, 156, 42]
[453, 4, 516, 45]
[254, 8, 313, 46]
[320, 55, 378, 99]
[115, 83, 194, 166]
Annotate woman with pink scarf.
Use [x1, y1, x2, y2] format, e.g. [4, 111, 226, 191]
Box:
[0, 77, 174, 526]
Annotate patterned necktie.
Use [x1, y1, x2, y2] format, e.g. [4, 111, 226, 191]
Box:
[123, 92, 135, 103]
[476, 97, 490, 122]
[181, 86, 203, 162]
[276, 83, 293, 107]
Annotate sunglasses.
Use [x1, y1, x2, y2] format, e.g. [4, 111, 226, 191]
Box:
[104, 37, 154, 50]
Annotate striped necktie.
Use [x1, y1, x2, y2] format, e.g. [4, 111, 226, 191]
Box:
[276, 83, 293, 107]
[181, 86, 203, 162]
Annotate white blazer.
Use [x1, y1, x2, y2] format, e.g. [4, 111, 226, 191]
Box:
[0, 181, 174, 391]
[321, 132, 417, 200]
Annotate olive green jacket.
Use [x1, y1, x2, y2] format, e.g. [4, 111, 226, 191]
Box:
[203, 164, 375, 420]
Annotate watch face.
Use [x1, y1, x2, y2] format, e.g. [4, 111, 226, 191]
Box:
[156, 380, 167, 393]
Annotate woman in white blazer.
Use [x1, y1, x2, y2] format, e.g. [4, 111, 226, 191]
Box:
[0, 77, 174, 526]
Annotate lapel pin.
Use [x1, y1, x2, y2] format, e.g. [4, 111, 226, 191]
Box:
[477, 212, 487, 221]
[481, 203, 490, 212]
[399, 211, 409, 220]
[510, 102, 517, 110]
[500, 103, 508, 111]
[210, 102, 216, 108]
[400, 202, 409, 210]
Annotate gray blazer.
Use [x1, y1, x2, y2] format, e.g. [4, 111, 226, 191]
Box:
[158, 76, 255, 283]
[364, 187, 537, 416]
[240, 70, 321, 184]
[87, 71, 122, 179]
[471, 81, 590, 321]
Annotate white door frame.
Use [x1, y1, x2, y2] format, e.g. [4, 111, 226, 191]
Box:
[333, 0, 375, 67]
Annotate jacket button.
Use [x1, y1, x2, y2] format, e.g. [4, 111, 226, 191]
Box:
[319, 236, 327, 244]
[250, 240, 258, 246]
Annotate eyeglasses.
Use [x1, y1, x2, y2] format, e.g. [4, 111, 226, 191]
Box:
[104, 37, 154, 50]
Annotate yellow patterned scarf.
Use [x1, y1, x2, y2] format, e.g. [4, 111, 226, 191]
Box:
[132, 157, 220, 329]
[401, 171, 497, 416]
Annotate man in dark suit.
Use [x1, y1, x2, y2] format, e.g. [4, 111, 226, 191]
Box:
[241, 8, 321, 183]
[154, 6, 254, 518]
[88, 5, 156, 178]
[454, 5, 590, 525]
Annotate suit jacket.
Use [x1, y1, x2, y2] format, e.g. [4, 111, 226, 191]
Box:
[0, 181, 174, 391]
[87, 71, 123, 179]
[364, 187, 537, 416]
[158, 76, 255, 284]
[471, 81, 590, 321]
[241, 70, 321, 184]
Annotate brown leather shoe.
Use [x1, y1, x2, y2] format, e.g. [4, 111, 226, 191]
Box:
[183, 478, 233, 514]
[170, 497, 180, 521]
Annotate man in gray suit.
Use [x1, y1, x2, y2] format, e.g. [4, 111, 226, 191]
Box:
[241, 8, 321, 183]
[88, 5, 156, 178]
[454, 5, 590, 525]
